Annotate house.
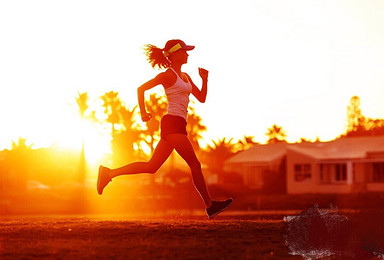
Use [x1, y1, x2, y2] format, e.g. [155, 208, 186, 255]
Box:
[287, 136, 384, 194]
[225, 136, 384, 194]
[225, 143, 287, 189]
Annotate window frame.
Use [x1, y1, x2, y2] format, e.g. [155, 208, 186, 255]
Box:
[294, 164, 312, 182]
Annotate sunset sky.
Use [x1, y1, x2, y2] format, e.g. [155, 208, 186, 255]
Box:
[1, 0, 384, 153]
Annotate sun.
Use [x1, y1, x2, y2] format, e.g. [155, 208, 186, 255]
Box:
[51, 114, 112, 170]
[82, 121, 112, 166]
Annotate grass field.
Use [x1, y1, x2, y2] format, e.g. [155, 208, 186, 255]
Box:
[1, 210, 384, 259]
[0, 214, 301, 259]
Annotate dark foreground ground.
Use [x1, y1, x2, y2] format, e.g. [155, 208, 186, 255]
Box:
[0, 214, 300, 260]
[1, 210, 384, 259]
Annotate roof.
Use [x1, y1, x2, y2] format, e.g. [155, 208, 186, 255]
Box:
[225, 136, 384, 165]
[289, 136, 384, 161]
[226, 143, 288, 165]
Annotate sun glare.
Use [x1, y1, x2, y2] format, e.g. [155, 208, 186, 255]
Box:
[83, 125, 111, 166]
[50, 114, 111, 168]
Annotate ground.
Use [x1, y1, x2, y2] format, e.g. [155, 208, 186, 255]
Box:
[2, 211, 383, 259]
[0, 214, 301, 260]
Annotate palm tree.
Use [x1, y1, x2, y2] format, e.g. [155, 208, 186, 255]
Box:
[111, 105, 143, 164]
[98, 91, 148, 164]
[205, 137, 236, 172]
[141, 93, 167, 155]
[12, 137, 33, 150]
[100, 91, 123, 136]
[266, 124, 287, 144]
[76, 92, 89, 119]
[346, 95, 366, 135]
[343, 95, 384, 137]
[187, 105, 207, 151]
[75, 92, 91, 184]
[235, 135, 258, 151]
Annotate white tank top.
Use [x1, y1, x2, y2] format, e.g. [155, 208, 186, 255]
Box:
[164, 68, 192, 120]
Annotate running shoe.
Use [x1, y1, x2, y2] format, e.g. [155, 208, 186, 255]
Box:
[206, 198, 233, 219]
[97, 165, 111, 195]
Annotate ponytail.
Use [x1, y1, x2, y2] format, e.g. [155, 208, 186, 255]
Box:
[143, 44, 170, 70]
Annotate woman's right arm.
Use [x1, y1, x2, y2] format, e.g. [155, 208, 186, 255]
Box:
[137, 72, 167, 122]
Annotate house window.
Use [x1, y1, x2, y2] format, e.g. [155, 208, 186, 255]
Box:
[294, 164, 311, 182]
[335, 164, 347, 182]
[373, 163, 384, 182]
[320, 163, 348, 184]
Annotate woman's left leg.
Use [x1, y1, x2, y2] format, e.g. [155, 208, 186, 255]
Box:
[97, 139, 173, 195]
[108, 139, 174, 178]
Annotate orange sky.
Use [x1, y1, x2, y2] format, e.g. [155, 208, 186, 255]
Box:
[1, 0, 383, 154]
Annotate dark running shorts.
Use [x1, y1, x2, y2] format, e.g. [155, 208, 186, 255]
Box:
[160, 115, 188, 139]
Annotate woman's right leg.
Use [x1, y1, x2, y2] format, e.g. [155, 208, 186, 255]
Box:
[108, 139, 174, 179]
[165, 134, 213, 208]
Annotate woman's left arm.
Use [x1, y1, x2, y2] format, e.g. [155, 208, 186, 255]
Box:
[187, 68, 208, 103]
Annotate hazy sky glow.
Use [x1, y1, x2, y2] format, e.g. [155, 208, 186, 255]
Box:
[1, 0, 384, 150]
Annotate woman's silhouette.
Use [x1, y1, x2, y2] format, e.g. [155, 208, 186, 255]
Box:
[97, 39, 232, 218]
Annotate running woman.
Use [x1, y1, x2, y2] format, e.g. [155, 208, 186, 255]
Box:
[97, 39, 232, 218]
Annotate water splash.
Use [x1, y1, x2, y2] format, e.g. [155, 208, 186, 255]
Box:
[284, 205, 384, 259]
